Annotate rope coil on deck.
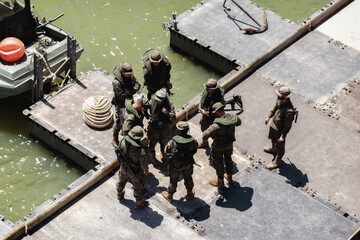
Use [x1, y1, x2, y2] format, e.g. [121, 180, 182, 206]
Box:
[82, 96, 113, 128]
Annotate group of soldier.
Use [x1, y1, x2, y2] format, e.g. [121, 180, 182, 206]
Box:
[111, 49, 296, 210]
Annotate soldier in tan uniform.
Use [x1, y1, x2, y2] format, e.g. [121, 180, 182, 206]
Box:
[264, 86, 295, 170]
[202, 102, 241, 188]
[198, 78, 225, 148]
[122, 94, 147, 136]
[161, 121, 198, 202]
[111, 62, 141, 147]
[115, 126, 150, 210]
[147, 89, 176, 166]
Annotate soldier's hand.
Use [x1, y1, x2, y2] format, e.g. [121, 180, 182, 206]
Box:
[278, 136, 285, 143]
[265, 117, 270, 125]
[162, 107, 169, 114]
[124, 88, 131, 95]
[198, 107, 205, 115]
[144, 171, 149, 176]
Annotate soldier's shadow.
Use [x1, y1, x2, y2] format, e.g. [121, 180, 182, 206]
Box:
[171, 197, 211, 221]
[215, 182, 253, 212]
[120, 198, 164, 228]
[278, 158, 309, 188]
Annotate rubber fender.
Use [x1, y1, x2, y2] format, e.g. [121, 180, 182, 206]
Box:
[0, 37, 25, 62]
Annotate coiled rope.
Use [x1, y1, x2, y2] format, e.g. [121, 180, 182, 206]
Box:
[82, 96, 113, 128]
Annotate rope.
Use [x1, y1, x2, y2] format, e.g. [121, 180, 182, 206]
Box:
[70, 0, 163, 25]
[82, 96, 113, 128]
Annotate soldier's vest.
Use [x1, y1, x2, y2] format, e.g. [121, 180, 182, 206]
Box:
[271, 100, 294, 132]
[169, 135, 196, 166]
[125, 99, 144, 127]
[200, 86, 225, 111]
[213, 113, 238, 145]
[120, 137, 142, 173]
[150, 96, 172, 125]
[142, 49, 171, 89]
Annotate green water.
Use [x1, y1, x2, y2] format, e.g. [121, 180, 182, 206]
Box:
[252, 0, 331, 24]
[0, 0, 330, 223]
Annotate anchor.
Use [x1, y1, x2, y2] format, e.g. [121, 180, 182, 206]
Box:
[223, 0, 268, 34]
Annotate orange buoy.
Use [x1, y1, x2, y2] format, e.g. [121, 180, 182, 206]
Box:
[0, 37, 25, 62]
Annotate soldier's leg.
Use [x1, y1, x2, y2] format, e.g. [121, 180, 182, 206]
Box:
[182, 164, 194, 191]
[266, 138, 284, 169]
[223, 149, 234, 184]
[112, 105, 122, 147]
[168, 166, 181, 194]
[162, 164, 178, 202]
[159, 124, 171, 161]
[116, 165, 129, 199]
[131, 171, 145, 200]
[198, 116, 210, 148]
[148, 125, 161, 166]
[132, 172, 149, 209]
[274, 139, 285, 164]
[209, 148, 225, 188]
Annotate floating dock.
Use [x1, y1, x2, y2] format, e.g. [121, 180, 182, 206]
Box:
[1, 0, 360, 239]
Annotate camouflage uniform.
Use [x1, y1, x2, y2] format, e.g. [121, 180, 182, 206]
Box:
[122, 98, 146, 136]
[143, 50, 172, 99]
[265, 97, 295, 168]
[203, 103, 241, 187]
[161, 121, 197, 202]
[165, 133, 198, 194]
[116, 126, 149, 209]
[112, 62, 141, 145]
[199, 79, 225, 132]
[148, 89, 176, 164]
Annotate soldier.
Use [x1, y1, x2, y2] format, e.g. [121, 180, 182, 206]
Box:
[111, 62, 141, 147]
[122, 94, 147, 136]
[115, 126, 150, 210]
[161, 121, 198, 203]
[202, 102, 241, 188]
[148, 88, 176, 166]
[264, 86, 295, 170]
[197, 78, 225, 148]
[142, 49, 172, 100]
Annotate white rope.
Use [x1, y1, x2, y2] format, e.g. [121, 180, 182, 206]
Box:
[82, 96, 113, 128]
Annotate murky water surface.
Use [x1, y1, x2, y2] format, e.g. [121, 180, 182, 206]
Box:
[0, 0, 330, 222]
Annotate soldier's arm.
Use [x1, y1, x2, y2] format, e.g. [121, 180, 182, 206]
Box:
[168, 100, 176, 120]
[164, 140, 175, 155]
[281, 109, 294, 138]
[268, 101, 279, 118]
[236, 116, 242, 126]
[143, 67, 151, 86]
[138, 148, 149, 174]
[132, 75, 141, 92]
[191, 139, 198, 155]
[202, 124, 220, 141]
[112, 81, 128, 100]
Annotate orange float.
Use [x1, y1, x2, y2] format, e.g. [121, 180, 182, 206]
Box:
[0, 37, 25, 63]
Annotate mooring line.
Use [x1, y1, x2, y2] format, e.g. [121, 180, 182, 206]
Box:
[69, 0, 163, 25]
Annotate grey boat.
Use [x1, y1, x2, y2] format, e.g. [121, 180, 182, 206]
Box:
[0, 0, 83, 99]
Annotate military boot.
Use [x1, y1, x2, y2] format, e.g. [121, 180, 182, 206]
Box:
[135, 200, 149, 210]
[149, 152, 162, 166]
[224, 173, 233, 185]
[209, 177, 225, 188]
[265, 156, 282, 170]
[117, 189, 125, 200]
[161, 191, 173, 203]
[185, 189, 195, 201]
[263, 146, 276, 154]
[198, 139, 209, 149]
